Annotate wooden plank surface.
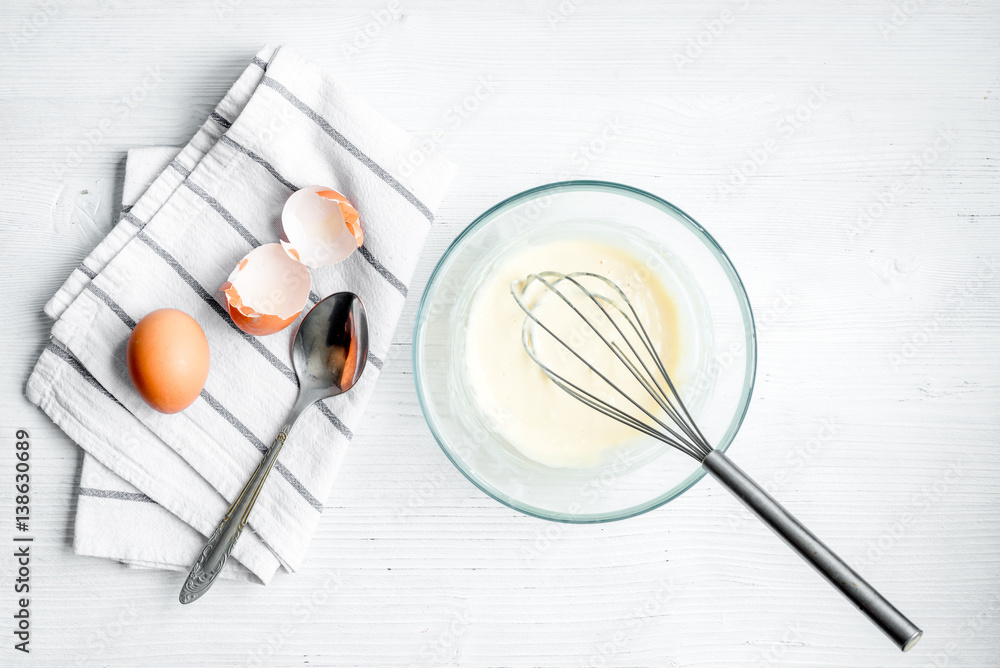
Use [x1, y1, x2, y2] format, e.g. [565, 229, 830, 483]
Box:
[0, 0, 998, 665]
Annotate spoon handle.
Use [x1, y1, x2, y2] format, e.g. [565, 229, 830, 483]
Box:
[701, 449, 922, 652]
[179, 420, 293, 604]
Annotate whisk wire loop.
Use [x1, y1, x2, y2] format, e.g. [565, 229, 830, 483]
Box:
[510, 270, 712, 461]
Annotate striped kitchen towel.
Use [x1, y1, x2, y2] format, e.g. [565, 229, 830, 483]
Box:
[72, 147, 274, 582]
[26, 45, 455, 583]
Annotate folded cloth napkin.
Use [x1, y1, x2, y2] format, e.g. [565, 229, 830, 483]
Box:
[27, 45, 456, 582]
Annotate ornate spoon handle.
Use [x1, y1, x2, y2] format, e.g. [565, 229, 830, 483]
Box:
[179, 421, 292, 604]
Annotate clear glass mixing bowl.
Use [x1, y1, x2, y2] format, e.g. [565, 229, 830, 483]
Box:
[413, 181, 756, 522]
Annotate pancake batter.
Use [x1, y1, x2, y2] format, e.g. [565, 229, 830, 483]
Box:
[464, 237, 686, 468]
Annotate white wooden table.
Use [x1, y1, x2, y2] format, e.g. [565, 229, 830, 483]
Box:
[2, 1, 998, 666]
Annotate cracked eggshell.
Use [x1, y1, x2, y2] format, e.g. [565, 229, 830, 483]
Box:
[280, 185, 362, 268]
[220, 243, 312, 336]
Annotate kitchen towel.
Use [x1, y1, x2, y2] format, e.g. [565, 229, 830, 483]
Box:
[27, 45, 456, 582]
[73, 147, 264, 583]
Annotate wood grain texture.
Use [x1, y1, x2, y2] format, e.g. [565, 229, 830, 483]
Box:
[1, 0, 998, 666]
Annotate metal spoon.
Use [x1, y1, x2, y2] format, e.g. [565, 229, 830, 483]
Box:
[179, 292, 369, 604]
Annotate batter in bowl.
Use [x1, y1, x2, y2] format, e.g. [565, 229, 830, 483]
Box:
[463, 235, 694, 468]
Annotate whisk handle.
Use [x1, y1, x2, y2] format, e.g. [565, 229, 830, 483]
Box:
[702, 449, 922, 652]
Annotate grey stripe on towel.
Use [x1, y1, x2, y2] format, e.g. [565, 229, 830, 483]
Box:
[210, 111, 232, 129]
[260, 75, 434, 222]
[219, 135, 297, 192]
[46, 342, 122, 406]
[169, 159, 192, 178]
[183, 180, 262, 248]
[201, 390, 325, 510]
[79, 487, 157, 504]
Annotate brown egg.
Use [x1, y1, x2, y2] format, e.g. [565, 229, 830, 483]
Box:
[126, 309, 210, 414]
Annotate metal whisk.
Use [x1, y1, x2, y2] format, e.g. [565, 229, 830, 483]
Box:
[511, 271, 922, 652]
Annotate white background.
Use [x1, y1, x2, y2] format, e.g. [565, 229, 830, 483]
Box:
[1, 1, 998, 666]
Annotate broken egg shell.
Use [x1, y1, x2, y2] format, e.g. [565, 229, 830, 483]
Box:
[220, 243, 312, 336]
[280, 185, 363, 268]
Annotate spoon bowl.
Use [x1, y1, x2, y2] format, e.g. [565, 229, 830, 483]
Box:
[293, 292, 368, 403]
[180, 292, 369, 604]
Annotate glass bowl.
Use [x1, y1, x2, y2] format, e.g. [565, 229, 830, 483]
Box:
[413, 181, 756, 522]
